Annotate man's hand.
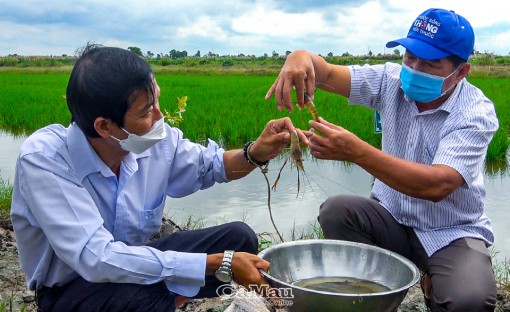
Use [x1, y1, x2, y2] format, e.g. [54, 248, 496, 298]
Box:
[265, 50, 317, 112]
[231, 252, 270, 290]
[249, 117, 309, 163]
[307, 117, 367, 162]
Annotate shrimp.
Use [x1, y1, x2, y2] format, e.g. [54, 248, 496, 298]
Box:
[272, 131, 304, 198]
[289, 131, 304, 171]
[272, 94, 319, 196]
[303, 93, 320, 122]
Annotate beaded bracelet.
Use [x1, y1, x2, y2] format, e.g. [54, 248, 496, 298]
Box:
[243, 141, 269, 168]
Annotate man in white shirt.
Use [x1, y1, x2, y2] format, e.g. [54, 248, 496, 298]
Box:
[11, 44, 300, 311]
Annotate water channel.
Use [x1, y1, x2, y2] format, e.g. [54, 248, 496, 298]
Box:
[1, 130, 508, 261]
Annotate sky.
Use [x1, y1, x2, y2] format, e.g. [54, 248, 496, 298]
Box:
[1, 0, 510, 57]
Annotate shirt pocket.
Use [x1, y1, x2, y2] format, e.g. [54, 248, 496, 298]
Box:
[138, 196, 165, 240]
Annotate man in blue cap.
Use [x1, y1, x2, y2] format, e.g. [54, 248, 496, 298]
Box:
[266, 8, 498, 311]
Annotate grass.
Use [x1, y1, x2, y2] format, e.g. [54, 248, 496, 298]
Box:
[0, 70, 382, 146]
[492, 248, 510, 291]
[0, 176, 13, 227]
[0, 69, 508, 160]
[468, 78, 510, 161]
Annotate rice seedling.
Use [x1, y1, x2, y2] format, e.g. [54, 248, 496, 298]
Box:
[0, 71, 507, 161]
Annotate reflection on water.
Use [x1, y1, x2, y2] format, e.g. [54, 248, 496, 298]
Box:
[293, 276, 390, 294]
[0, 131, 509, 261]
[486, 160, 509, 178]
[0, 131, 25, 182]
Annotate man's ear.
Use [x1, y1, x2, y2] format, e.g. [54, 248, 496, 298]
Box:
[94, 117, 114, 138]
[456, 62, 471, 82]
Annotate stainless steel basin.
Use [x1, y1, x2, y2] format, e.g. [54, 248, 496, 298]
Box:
[257, 239, 420, 312]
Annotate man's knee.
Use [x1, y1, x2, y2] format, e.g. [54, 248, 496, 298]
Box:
[224, 221, 258, 254]
[432, 286, 496, 312]
[429, 238, 497, 312]
[318, 195, 350, 228]
[318, 195, 355, 238]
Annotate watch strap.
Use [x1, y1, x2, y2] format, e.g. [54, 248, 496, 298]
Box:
[215, 250, 234, 281]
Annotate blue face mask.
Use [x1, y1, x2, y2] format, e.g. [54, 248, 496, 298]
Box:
[400, 63, 459, 103]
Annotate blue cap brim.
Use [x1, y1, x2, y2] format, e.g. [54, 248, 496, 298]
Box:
[386, 37, 450, 60]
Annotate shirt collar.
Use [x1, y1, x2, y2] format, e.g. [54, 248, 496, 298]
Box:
[438, 79, 465, 113]
[67, 123, 150, 182]
[413, 79, 465, 115]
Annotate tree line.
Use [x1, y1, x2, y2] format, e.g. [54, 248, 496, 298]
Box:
[2, 48, 509, 68]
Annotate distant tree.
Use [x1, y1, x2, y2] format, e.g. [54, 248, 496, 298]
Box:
[272, 50, 279, 58]
[146, 51, 154, 58]
[327, 52, 333, 57]
[169, 49, 188, 59]
[368, 50, 373, 57]
[128, 47, 143, 57]
[342, 52, 350, 57]
[286, 51, 292, 56]
[393, 49, 400, 56]
[194, 50, 201, 57]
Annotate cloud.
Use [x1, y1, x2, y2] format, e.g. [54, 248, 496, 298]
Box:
[231, 6, 325, 37]
[271, 0, 364, 13]
[0, 0, 508, 56]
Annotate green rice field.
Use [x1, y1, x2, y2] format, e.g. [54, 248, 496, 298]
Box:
[0, 68, 508, 161]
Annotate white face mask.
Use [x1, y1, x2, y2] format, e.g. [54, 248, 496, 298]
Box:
[111, 118, 166, 154]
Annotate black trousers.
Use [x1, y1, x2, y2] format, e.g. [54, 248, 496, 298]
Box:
[37, 221, 258, 312]
[318, 194, 497, 312]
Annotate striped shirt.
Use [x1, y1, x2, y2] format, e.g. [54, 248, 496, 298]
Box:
[348, 62, 499, 256]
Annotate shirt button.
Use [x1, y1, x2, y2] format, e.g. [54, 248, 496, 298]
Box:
[144, 211, 153, 220]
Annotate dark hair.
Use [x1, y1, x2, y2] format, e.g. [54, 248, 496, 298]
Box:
[447, 54, 466, 69]
[66, 44, 155, 138]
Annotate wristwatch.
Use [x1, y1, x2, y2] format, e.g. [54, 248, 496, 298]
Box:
[215, 250, 234, 283]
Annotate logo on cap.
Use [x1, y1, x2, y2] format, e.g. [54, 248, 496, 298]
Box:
[413, 15, 440, 39]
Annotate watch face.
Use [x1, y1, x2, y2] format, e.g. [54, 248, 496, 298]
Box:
[215, 270, 232, 283]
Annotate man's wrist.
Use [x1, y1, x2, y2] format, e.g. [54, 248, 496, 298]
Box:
[215, 250, 234, 283]
[243, 141, 269, 167]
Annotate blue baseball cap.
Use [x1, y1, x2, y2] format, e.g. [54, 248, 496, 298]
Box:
[386, 8, 474, 61]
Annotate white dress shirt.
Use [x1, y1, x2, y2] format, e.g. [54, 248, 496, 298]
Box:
[11, 122, 229, 297]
